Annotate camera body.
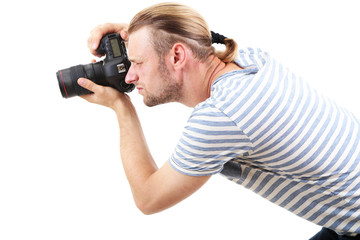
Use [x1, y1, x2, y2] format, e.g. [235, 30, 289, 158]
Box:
[57, 33, 134, 98]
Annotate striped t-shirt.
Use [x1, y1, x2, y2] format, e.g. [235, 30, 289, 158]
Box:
[169, 48, 360, 235]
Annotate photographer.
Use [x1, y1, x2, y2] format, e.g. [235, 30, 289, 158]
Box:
[78, 3, 360, 239]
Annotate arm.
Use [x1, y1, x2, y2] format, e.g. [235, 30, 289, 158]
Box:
[78, 78, 211, 214]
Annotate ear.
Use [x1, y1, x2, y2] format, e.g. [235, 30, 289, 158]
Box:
[169, 43, 187, 69]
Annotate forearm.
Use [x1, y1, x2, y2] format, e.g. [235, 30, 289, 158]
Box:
[113, 98, 158, 205]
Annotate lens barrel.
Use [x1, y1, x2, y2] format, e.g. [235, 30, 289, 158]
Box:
[56, 62, 103, 98]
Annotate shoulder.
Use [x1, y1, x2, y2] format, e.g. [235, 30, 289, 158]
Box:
[235, 47, 269, 69]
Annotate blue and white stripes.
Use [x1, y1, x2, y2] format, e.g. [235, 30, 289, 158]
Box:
[169, 48, 360, 235]
[171, 105, 253, 176]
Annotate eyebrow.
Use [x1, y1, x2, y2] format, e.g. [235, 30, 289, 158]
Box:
[129, 56, 145, 63]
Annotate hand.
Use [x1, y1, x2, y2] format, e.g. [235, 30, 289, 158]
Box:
[87, 23, 129, 57]
[77, 78, 130, 111]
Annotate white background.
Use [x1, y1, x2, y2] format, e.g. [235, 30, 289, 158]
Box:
[1, 0, 359, 239]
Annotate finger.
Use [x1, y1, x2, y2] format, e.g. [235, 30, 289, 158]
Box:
[88, 27, 105, 56]
[78, 78, 98, 93]
[79, 93, 94, 103]
[87, 33, 104, 57]
[88, 23, 129, 57]
[88, 23, 114, 50]
[120, 30, 128, 41]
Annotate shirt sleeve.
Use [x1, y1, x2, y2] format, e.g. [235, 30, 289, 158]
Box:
[169, 104, 254, 176]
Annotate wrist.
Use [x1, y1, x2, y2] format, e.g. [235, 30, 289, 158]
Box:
[111, 94, 136, 117]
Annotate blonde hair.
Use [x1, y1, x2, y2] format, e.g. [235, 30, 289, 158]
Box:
[128, 2, 238, 63]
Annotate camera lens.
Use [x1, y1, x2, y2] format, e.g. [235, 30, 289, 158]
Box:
[56, 62, 103, 98]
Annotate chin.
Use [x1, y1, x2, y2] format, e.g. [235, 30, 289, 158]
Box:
[143, 97, 169, 107]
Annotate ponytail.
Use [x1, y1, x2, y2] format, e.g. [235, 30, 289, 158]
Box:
[211, 31, 238, 63]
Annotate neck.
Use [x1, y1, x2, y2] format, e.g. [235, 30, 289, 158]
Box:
[205, 57, 226, 96]
[181, 55, 239, 108]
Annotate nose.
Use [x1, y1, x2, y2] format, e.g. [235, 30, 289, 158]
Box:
[125, 65, 139, 84]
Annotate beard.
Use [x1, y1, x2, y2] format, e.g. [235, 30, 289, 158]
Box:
[143, 60, 183, 107]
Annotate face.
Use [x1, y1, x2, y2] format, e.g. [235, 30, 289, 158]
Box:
[125, 27, 183, 107]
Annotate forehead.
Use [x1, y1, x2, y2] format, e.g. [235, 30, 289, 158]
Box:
[127, 27, 154, 61]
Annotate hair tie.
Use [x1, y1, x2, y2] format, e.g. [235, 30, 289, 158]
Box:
[211, 31, 226, 44]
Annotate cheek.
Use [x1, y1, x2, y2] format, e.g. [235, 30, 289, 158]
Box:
[141, 65, 161, 87]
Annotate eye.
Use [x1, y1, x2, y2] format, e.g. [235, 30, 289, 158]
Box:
[131, 61, 141, 66]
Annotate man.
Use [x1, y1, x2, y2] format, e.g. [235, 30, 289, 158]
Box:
[78, 3, 360, 239]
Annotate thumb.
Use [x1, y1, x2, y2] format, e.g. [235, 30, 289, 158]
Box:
[78, 78, 97, 92]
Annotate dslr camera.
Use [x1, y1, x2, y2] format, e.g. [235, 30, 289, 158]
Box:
[56, 33, 134, 98]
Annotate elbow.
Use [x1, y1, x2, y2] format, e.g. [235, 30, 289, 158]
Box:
[135, 202, 157, 215]
[138, 207, 156, 216]
[134, 198, 162, 215]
